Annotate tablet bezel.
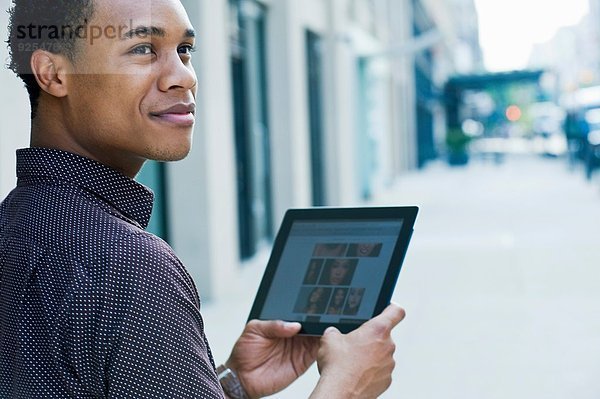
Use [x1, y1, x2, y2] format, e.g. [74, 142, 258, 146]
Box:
[247, 206, 418, 335]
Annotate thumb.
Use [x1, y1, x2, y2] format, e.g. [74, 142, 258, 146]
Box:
[246, 319, 302, 338]
[363, 303, 406, 332]
[379, 303, 406, 328]
[323, 326, 341, 338]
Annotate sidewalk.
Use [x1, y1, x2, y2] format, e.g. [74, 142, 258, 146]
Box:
[201, 155, 600, 398]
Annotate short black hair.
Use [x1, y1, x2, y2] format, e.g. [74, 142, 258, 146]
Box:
[6, 0, 95, 118]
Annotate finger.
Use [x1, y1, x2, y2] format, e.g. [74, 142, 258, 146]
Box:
[246, 319, 302, 338]
[323, 326, 341, 337]
[321, 326, 341, 342]
[380, 303, 406, 327]
[321, 327, 342, 354]
[364, 303, 406, 332]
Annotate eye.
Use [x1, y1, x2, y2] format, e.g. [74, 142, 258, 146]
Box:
[130, 44, 153, 55]
[178, 44, 196, 56]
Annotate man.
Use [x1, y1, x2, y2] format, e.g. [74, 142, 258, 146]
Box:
[0, 0, 406, 397]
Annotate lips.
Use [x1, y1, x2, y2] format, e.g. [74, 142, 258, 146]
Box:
[150, 103, 196, 126]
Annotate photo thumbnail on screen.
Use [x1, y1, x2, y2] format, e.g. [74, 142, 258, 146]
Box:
[346, 243, 382, 257]
[303, 258, 324, 285]
[318, 258, 358, 286]
[293, 286, 332, 315]
[326, 287, 348, 315]
[343, 287, 365, 316]
[312, 243, 348, 257]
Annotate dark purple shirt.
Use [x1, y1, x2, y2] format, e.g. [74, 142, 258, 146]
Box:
[0, 148, 224, 398]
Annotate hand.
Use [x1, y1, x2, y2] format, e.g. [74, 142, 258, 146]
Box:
[309, 303, 406, 399]
[225, 320, 319, 398]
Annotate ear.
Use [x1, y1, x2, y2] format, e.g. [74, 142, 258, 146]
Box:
[30, 50, 71, 98]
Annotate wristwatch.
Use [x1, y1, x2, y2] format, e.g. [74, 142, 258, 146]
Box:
[216, 365, 250, 399]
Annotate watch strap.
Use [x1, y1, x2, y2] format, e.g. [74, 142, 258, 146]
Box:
[216, 365, 250, 399]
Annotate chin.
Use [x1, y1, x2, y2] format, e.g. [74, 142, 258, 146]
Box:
[147, 142, 192, 162]
[165, 149, 191, 162]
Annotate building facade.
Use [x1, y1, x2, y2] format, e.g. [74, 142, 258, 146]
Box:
[0, 0, 478, 301]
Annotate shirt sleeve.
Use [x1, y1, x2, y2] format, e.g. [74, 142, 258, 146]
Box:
[65, 232, 225, 399]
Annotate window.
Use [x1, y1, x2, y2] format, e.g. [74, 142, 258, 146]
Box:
[229, 0, 273, 259]
[136, 161, 170, 241]
[306, 30, 327, 206]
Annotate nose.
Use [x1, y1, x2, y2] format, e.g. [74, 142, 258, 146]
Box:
[157, 51, 197, 93]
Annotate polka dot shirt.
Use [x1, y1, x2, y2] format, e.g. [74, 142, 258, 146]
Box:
[0, 148, 225, 398]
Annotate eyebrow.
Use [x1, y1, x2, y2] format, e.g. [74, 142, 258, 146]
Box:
[122, 26, 165, 40]
[121, 26, 196, 40]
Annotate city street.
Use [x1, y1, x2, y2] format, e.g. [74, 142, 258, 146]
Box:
[2, 0, 600, 397]
[201, 154, 600, 398]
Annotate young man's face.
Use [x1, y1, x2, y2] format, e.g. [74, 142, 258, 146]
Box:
[62, 0, 197, 175]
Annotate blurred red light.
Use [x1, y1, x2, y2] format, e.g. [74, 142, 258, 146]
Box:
[506, 105, 522, 122]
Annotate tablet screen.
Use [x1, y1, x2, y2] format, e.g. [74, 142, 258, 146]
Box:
[258, 219, 404, 325]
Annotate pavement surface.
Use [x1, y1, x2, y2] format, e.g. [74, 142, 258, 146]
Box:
[201, 155, 600, 398]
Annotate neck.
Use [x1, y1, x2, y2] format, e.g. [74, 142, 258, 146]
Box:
[30, 101, 145, 179]
[30, 113, 144, 179]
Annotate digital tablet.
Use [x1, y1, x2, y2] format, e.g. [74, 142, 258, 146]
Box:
[248, 206, 418, 335]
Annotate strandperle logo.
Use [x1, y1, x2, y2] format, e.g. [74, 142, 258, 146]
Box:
[15, 19, 147, 48]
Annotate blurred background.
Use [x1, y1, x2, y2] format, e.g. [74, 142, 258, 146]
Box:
[1, 0, 600, 397]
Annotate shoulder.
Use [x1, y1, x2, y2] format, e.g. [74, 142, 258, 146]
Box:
[108, 231, 184, 276]
[1, 181, 137, 245]
[106, 231, 183, 278]
[96, 231, 199, 304]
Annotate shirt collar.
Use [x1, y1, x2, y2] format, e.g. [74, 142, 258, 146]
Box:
[16, 147, 155, 229]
